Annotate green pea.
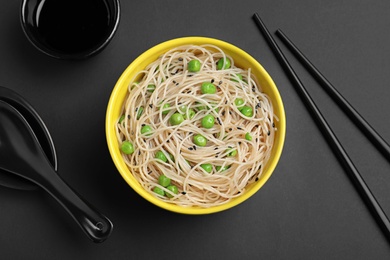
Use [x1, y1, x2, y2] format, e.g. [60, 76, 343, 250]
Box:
[178, 105, 188, 114]
[217, 58, 231, 70]
[211, 103, 220, 113]
[161, 103, 170, 115]
[141, 125, 153, 136]
[147, 84, 156, 92]
[201, 82, 216, 94]
[168, 153, 175, 162]
[131, 81, 140, 90]
[196, 102, 207, 111]
[193, 134, 207, 147]
[232, 73, 243, 82]
[119, 115, 125, 124]
[216, 165, 230, 172]
[245, 132, 252, 141]
[234, 98, 244, 108]
[185, 109, 196, 120]
[170, 113, 184, 125]
[153, 186, 165, 196]
[166, 185, 179, 198]
[121, 141, 134, 155]
[201, 115, 215, 129]
[155, 151, 168, 163]
[200, 163, 213, 173]
[158, 175, 171, 187]
[137, 106, 144, 120]
[240, 106, 253, 117]
[188, 59, 201, 72]
[227, 148, 237, 157]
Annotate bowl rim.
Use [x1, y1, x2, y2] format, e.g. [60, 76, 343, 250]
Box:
[106, 36, 286, 214]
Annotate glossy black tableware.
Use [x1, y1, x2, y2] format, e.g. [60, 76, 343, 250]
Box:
[0, 100, 113, 242]
[253, 12, 390, 243]
[275, 29, 390, 163]
[20, 0, 120, 59]
[0, 86, 57, 190]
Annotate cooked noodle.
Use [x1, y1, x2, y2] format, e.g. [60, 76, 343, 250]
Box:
[116, 44, 277, 207]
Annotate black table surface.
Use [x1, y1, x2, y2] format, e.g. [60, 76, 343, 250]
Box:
[1, 1, 390, 259]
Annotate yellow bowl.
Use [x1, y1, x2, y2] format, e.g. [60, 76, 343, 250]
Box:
[106, 37, 286, 214]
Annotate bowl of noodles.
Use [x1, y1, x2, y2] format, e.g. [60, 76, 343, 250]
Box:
[106, 37, 285, 214]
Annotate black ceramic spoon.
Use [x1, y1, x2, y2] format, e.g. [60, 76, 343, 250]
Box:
[0, 86, 57, 190]
[0, 100, 113, 243]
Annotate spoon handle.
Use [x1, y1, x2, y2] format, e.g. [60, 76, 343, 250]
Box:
[0, 100, 112, 242]
[33, 163, 113, 243]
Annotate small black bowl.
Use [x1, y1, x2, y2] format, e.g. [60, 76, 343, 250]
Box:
[20, 0, 120, 60]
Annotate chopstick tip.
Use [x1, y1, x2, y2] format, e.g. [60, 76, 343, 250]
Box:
[275, 29, 284, 36]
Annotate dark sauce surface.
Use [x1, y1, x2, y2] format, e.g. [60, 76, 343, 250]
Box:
[36, 0, 110, 54]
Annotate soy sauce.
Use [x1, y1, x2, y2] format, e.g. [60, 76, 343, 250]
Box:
[36, 0, 110, 54]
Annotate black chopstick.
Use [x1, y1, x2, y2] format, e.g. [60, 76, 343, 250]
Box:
[275, 29, 390, 163]
[252, 12, 390, 242]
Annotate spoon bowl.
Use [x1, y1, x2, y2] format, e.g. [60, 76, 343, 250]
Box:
[0, 100, 113, 242]
[0, 86, 57, 190]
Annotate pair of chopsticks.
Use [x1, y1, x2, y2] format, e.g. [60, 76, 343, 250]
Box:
[252, 13, 390, 242]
